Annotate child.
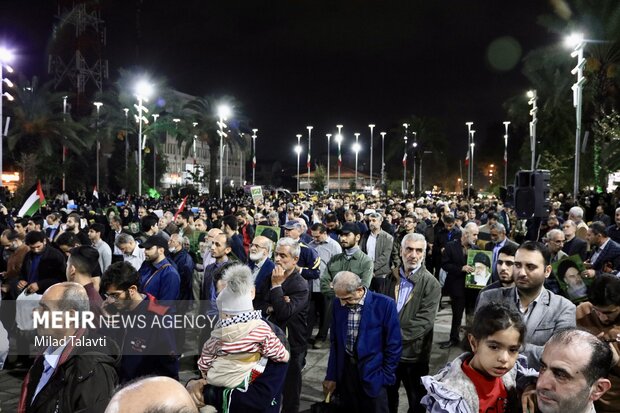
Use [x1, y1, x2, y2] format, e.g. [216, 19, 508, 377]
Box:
[421, 302, 537, 413]
[198, 263, 289, 393]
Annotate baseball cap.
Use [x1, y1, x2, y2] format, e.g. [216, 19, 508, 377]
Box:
[282, 220, 302, 230]
[338, 222, 361, 235]
[140, 235, 168, 249]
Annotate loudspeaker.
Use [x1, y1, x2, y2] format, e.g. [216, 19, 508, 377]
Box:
[514, 170, 550, 218]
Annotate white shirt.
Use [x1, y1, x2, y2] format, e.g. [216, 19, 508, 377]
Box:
[367, 233, 378, 262]
[124, 245, 145, 271]
[32, 345, 65, 402]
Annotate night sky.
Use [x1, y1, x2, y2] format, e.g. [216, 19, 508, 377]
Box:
[0, 0, 553, 171]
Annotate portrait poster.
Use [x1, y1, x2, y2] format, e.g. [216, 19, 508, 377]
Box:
[466, 250, 493, 289]
[551, 255, 590, 303]
[255, 225, 281, 243]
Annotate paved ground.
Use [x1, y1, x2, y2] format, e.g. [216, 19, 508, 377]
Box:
[0, 302, 461, 412]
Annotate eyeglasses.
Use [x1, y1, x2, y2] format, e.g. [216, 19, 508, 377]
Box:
[250, 243, 267, 250]
[104, 290, 127, 301]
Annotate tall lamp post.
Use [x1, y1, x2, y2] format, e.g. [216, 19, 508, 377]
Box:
[470, 130, 476, 193]
[503, 121, 510, 187]
[62, 96, 68, 192]
[567, 32, 586, 198]
[295, 134, 302, 192]
[380, 132, 386, 186]
[336, 125, 343, 193]
[217, 105, 231, 199]
[353, 132, 360, 187]
[93, 101, 103, 191]
[0, 47, 14, 188]
[527, 90, 538, 170]
[412, 132, 418, 195]
[326, 133, 332, 193]
[123, 108, 129, 177]
[306, 126, 312, 191]
[135, 80, 152, 196]
[252, 129, 257, 185]
[465, 122, 474, 198]
[368, 124, 375, 186]
[151, 113, 159, 189]
[403, 123, 409, 194]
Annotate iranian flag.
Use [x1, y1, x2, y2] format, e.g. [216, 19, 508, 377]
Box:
[504, 149, 508, 165]
[464, 150, 470, 167]
[18, 181, 46, 217]
[174, 195, 188, 220]
[93, 185, 99, 199]
[307, 153, 311, 169]
[338, 151, 342, 167]
[252, 155, 256, 168]
[402, 152, 407, 167]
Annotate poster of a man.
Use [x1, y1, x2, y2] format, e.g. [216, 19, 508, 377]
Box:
[553, 256, 589, 302]
[466, 250, 492, 289]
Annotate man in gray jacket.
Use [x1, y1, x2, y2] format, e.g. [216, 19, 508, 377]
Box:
[385, 233, 440, 413]
[476, 241, 576, 369]
[360, 212, 394, 294]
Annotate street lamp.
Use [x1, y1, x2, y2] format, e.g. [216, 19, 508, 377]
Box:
[252, 129, 258, 185]
[134, 80, 153, 196]
[380, 131, 386, 186]
[93, 101, 103, 192]
[306, 126, 313, 191]
[152, 113, 159, 189]
[336, 124, 343, 193]
[465, 122, 474, 198]
[217, 104, 231, 199]
[402, 123, 409, 194]
[412, 131, 418, 194]
[123, 108, 129, 177]
[527, 90, 538, 170]
[470, 130, 476, 192]
[62, 96, 69, 192]
[503, 121, 510, 187]
[326, 133, 332, 193]
[295, 134, 302, 192]
[0, 47, 14, 188]
[368, 124, 375, 186]
[566, 32, 586, 198]
[353, 132, 360, 187]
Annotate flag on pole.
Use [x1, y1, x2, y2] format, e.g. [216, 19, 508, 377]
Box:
[307, 153, 311, 169]
[464, 150, 470, 167]
[504, 149, 508, 165]
[252, 155, 256, 168]
[402, 152, 408, 167]
[174, 195, 188, 220]
[338, 151, 342, 167]
[18, 181, 46, 217]
[93, 185, 99, 199]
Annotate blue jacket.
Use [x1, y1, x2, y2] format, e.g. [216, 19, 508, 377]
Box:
[138, 257, 180, 301]
[325, 290, 402, 398]
[297, 242, 321, 281]
[170, 249, 195, 301]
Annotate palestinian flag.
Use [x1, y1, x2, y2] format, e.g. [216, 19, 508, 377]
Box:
[18, 181, 46, 217]
[402, 152, 408, 167]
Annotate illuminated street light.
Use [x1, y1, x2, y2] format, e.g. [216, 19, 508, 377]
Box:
[403, 123, 409, 194]
[0, 47, 15, 188]
[252, 129, 258, 185]
[380, 131, 386, 186]
[62, 96, 69, 192]
[412, 131, 418, 194]
[93, 101, 103, 193]
[152, 113, 159, 189]
[306, 126, 313, 192]
[567, 32, 586, 198]
[326, 133, 332, 193]
[353, 132, 360, 186]
[336, 124, 343, 193]
[466, 122, 474, 198]
[503, 121, 510, 187]
[368, 124, 375, 186]
[527, 90, 538, 170]
[217, 104, 231, 198]
[134, 80, 153, 196]
[295, 134, 302, 192]
[470, 130, 476, 191]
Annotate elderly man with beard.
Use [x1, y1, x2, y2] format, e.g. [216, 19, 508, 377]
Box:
[248, 235, 276, 309]
[536, 329, 612, 413]
[385, 233, 441, 413]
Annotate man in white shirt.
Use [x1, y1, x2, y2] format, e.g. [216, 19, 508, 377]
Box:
[88, 223, 112, 274]
[115, 233, 145, 271]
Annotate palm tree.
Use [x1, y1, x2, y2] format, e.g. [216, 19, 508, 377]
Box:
[6, 76, 88, 188]
[182, 95, 249, 195]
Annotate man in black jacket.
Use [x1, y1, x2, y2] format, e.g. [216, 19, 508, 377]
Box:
[15, 231, 66, 296]
[258, 237, 308, 413]
[19, 282, 118, 413]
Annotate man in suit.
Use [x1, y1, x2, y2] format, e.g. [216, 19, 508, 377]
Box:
[582, 221, 620, 278]
[562, 220, 588, 261]
[385, 233, 441, 413]
[484, 222, 519, 281]
[323, 271, 402, 413]
[360, 212, 394, 294]
[607, 207, 620, 244]
[476, 241, 576, 369]
[440, 222, 480, 349]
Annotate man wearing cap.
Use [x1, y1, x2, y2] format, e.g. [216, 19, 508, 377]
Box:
[138, 235, 180, 301]
[320, 222, 374, 300]
[282, 219, 321, 282]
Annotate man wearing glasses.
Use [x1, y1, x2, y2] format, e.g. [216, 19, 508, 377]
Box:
[101, 261, 178, 383]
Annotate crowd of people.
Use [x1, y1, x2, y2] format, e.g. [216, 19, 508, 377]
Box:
[0, 188, 619, 413]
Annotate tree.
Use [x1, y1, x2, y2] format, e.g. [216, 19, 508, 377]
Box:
[6, 76, 88, 187]
[311, 164, 326, 192]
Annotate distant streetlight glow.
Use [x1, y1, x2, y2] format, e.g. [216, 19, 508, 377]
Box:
[295, 134, 302, 192]
[93, 101, 103, 192]
[564, 32, 584, 48]
[217, 104, 232, 198]
[336, 125, 343, 193]
[0, 47, 15, 188]
[134, 79, 153, 196]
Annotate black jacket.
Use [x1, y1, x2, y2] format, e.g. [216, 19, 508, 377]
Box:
[562, 237, 588, 261]
[441, 240, 479, 298]
[19, 245, 66, 293]
[19, 329, 119, 413]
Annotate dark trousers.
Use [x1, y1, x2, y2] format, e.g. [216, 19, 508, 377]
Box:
[283, 349, 306, 413]
[387, 361, 429, 413]
[341, 356, 389, 413]
[307, 292, 325, 341]
[449, 289, 478, 342]
[316, 297, 333, 342]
